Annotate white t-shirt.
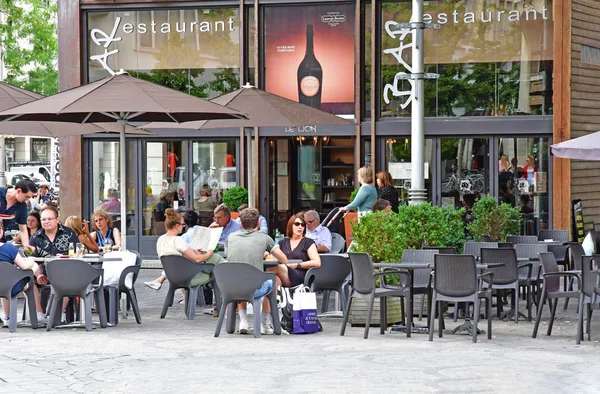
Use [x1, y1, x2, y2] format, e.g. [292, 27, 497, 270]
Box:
[156, 234, 188, 258]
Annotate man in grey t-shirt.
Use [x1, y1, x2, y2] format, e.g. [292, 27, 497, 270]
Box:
[226, 208, 285, 335]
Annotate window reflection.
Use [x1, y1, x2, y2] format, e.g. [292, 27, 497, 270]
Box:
[498, 137, 549, 234]
[384, 138, 433, 203]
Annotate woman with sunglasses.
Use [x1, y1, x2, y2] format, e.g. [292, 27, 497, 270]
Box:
[271, 214, 321, 287]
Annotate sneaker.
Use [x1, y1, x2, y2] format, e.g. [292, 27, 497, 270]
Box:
[261, 322, 274, 335]
[239, 319, 249, 334]
[144, 281, 162, 291]
[36, 312, 47, 325]
[61, 312, 67, 324]
[212, 308, 219, 318]
[2, 317, 9, 328]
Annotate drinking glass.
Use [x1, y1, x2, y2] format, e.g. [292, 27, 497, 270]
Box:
[76, 242, 85, 257]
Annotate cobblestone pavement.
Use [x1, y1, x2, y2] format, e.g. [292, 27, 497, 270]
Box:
[1, 269, 599, 393]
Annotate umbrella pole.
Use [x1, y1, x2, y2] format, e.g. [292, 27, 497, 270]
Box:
[119, 119, 127, 250]
[246, 128, 254, 208]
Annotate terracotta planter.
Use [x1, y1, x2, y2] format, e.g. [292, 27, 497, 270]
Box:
[343, 212, 358, 249]
[230, 212, 240, 220]
[348, 297, 403, 327]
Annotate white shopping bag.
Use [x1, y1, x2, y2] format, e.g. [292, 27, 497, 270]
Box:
[102, 251, 137, 288]
[292, 286, 318, 334]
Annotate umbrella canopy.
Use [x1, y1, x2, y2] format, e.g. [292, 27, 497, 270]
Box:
[0, 81, 147, 137]
[551, 131, 600, 160]
[0, 74, 246, 123]
[0, 74, 247, 249]
[141, 83, 354, 129]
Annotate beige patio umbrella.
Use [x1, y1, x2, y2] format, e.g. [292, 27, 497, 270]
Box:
[0, 74, 246, 249]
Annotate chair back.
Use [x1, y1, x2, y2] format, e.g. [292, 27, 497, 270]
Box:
[538, 230, 568, 243]
[580, 256, 597, 297]
[214, 263, 273, 301]
[480, 248, 517, 285]
[347, 253, 376, 295]
[198, 210, 213, 227]
[433, 254, 477, 297]
[482, 234, 494, 242]
[0, 262, 32, 297]
[46, 259, 103, 295]
[506, 235, 538, 245]
[160, 255, 212, 288]
[547, 244, 568, 263]
[330, 232, 346, 254]
[498, 242, 513, 248]
[305, 254, 351, 290]
[423, 247, 457, 254]
[515, 243, 548, 259]
[401, 249, 438, 288]
[155, 222, 167, 236]
[538, 252, 560, 293]
[463, 242, 498, 259]
[567, 243, 586, 271]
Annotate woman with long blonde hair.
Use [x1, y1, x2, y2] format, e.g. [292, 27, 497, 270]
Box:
[64, 215, 100, 253]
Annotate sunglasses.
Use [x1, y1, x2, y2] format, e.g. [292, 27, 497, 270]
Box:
[293, 222, 306, 227]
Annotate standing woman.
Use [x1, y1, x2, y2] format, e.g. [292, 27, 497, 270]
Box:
[340, 166, 378, 217]
[376, 171, 399, 213]
[270, 214, 320, 287]
[90, 209, 121, 251]
[64, 216, 100, 253]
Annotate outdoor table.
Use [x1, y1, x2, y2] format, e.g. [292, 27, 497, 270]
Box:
[373, 262, 502, 336]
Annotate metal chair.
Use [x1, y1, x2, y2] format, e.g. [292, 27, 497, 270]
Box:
[428, 254, 493, 343]
[506, 235, 538, 245]
[480, 248, 524, 323]
[538, 230, 569, 243]
[330, 232, 346, 254]
[45, 259, 107, 331]
[0, 263, 37, 332]
[577, 256, 600, 344]
[213, 263, 281, 338]
[547, 244, 569, 293]
[159, 255, 219, 320]
[401, 249, 438, 321]
[532, 252, 581, 339]
[341, 253, 412, 339]
[304, 254, 351, 316]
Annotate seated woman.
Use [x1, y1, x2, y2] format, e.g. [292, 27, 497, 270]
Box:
[145, 209, 223, 291]
[64, 216, 100, 253]
[12, 212, 41, 244]
[0, 220, 48, 327]
[269, 214, 321, 287]
[90, 210, 121, 251]
[194, 184, 217, 211]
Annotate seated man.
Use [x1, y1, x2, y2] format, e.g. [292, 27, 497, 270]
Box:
[304, 210, 332, 254]
[0, 220, 48, 327]
[226, 207, 286, 335]
[210, 204, 241, 246]
[26, 205, 79, 323]
[372, 199, 392, 212]
[235, 204, 268, 233]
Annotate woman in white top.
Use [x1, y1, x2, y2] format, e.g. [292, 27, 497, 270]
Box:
[146, 208, 223, 290]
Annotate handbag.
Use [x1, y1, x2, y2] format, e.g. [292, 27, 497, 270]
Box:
[277, 285, 301, 333]
[292, 285, 319, 334]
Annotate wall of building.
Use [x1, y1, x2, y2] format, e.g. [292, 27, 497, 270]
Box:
[570, 0, 600, 230]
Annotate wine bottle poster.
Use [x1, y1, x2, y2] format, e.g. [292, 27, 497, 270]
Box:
[264, 4, 355, 115]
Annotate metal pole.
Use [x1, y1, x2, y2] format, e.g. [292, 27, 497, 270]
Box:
[246, 127, 254, 208]
[119, 119, 127, 250]
[409, 0, 426, 205]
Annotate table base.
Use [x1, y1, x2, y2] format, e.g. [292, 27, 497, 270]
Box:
[451, 320, 485, 335]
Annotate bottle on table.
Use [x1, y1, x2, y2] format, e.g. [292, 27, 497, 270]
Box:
[68, 243, 75, 257]
[274, 229, 281, 245]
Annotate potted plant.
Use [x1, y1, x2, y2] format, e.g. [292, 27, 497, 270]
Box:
[222, 186, 248, 218]
[467, 196, 521, 241]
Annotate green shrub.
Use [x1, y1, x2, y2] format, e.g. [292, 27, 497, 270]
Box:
[351, 203, 466, 262]
[467, 196, 521, 241]
[349, 188, 359, 203]
[222, 186, 248, 212]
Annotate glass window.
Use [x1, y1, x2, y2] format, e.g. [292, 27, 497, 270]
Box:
[87, 8, 241, 98]
[264, 4, 355, 115]
[31, 138, 49, 161]
[380, 0, 553, 117]
[142, 142, 186, 235]
[191, 141, 237, 212]
[498, 137, 549, 234]
[440, 138, 489, 207]
[90, 141, 136, 235]
[384, 138, 433, 203]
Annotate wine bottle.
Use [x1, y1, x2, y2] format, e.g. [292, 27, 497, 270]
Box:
[297, 24, 323, 109]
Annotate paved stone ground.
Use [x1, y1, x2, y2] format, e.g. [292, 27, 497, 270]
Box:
[1, 269, 600, 393]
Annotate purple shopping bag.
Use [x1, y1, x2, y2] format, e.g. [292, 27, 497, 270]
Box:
[292, 286, 319, 334]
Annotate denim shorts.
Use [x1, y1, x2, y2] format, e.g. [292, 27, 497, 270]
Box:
[11, 277, 29, 297]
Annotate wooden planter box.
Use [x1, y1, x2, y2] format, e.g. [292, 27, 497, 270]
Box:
[348, 297, 403, 327]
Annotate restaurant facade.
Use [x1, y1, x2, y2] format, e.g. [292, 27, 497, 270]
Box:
[58, 0, 564, 258]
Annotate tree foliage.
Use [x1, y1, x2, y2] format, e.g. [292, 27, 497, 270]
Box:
[0, 0, 58, 95]
[467, 196, 521, 242]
